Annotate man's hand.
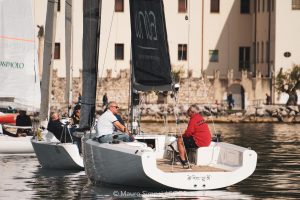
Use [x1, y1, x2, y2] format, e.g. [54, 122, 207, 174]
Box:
[129, 134, 135, 142]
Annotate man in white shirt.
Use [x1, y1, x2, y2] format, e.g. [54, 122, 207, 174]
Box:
[96, 101, 133, 143]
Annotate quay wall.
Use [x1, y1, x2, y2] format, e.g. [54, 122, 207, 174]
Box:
[48, 70, 300, 123]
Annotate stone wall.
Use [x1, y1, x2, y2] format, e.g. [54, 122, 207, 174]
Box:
[50, 69, 272, 116]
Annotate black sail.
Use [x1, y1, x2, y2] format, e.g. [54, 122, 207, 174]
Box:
[129, 0, 173, 91]
[80, 0, 102, 129]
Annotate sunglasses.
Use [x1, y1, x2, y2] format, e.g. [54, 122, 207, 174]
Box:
[111, 106, 119, 109]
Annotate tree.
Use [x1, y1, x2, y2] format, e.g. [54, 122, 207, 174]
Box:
[171, 65, 185, 83]
[275, 64, 300, 106]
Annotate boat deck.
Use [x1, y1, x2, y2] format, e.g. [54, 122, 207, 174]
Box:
[156, 159, 226, 173]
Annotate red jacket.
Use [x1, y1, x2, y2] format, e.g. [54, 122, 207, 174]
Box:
[183, 113, 211, 147]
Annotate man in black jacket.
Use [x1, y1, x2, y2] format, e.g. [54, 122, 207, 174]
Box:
[16, 110, 32, 136]
[47, 112, 72, 143]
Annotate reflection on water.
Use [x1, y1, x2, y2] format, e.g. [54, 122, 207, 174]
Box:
[29, 169, 86, 199]
[80, 183, 253, 199]
[0, 123, 299, 199]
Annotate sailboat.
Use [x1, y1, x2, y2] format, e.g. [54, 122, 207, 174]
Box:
[0, 0, 40, 154]
[30, 0, 83, 170]
[81, 0, 257, 190]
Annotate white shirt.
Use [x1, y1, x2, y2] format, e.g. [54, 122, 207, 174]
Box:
[96, 110, 118, 137]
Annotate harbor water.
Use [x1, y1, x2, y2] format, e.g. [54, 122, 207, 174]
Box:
[0, 123, 299, 199]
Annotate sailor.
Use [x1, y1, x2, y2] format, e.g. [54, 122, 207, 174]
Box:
[71, 105, 81, 125]
[16, 110, 32, 136]
[47, 112, 72, 143]
[176, 104, 211, 167]
[96, 101, 134, 143]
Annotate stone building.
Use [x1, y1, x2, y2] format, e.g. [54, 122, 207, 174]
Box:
[33, 0, 300, 112]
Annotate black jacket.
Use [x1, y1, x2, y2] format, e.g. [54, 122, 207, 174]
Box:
[47, 119, 72, 143]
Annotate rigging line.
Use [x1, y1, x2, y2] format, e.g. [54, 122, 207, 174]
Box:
[172, 91, 179, 135]
[127, 47, 132, 127]
[112, 11, 119, 74]
[200, 77, 217, 135]
[173, 2, 192, 165]
[99, 4, 115, 86]
[137, 92, 145, 135]
[171, 0, 190, 137]
[65, 0, 71, 7]
[187, 0, 191, 106]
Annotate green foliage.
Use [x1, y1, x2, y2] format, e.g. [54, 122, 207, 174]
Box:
[275, 64, 300, 95]
[171, 65, 185, 83]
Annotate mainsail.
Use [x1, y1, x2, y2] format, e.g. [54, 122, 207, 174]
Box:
[0, 0, 40, 112]
[130, 0, 173, 91]
[80, 0, 102, 128]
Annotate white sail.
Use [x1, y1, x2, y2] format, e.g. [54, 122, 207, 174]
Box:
[0, 0, 40, 112]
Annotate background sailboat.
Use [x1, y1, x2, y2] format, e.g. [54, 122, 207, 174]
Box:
[0, 0, 41, 112]
[0, 0, 40, 154]
[31, 0, 83, 170]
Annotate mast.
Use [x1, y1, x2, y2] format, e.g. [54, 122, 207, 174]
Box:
[80, 0, 102, 129]
[39, 0, 58, 121]
[65, 0, 73, 116]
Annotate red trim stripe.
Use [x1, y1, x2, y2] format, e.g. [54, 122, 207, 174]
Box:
[0, 35, 34, 43]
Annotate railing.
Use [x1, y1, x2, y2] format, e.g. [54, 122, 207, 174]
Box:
[251, 99, 265, 107]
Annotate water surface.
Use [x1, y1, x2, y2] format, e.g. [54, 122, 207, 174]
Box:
[0, 123, 299, 199]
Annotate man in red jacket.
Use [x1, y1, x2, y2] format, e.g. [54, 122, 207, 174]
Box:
[177, 104, 211, 166]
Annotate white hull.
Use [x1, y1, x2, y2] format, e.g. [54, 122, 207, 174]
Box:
[0, 135, 34, 154]
[83, 134, 257, 190]
[31, 131, 84, 170]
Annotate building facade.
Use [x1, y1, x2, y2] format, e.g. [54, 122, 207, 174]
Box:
[33, 0, 300, 108]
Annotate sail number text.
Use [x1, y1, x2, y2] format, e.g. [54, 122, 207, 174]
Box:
[135, 10, 158, 41]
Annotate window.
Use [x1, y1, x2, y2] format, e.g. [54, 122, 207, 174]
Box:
[54, 43, 60, 59]
[252, 42, 256, 64]
[209, 50, 219, 62]
[241, 0, 250, 14]
[115, 43, 124, 60]
[115, 0, 124, 12]
[57, 0, 60, 12]
[239, 47, 250, 70]
[178, 0, 187, 13]
[178, 44, 187, 60]
[261, 42, 264, 63]
[256, 42, 259, 63]
[266, 41, 270, 62]
[292, 0, 300, 10]
[211, 0, 220, 13]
